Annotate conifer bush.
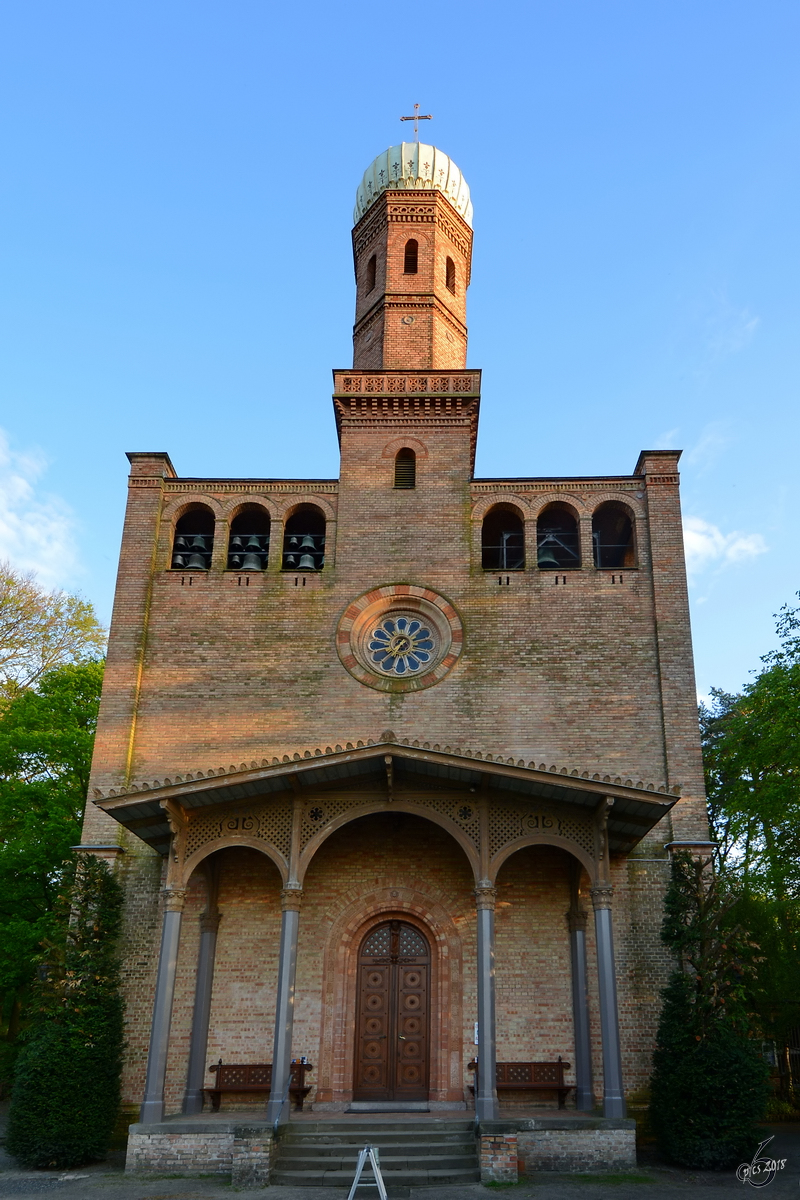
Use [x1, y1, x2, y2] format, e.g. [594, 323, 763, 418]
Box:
[6, 855, 124, 1168]
[649, 852, 770, 1170]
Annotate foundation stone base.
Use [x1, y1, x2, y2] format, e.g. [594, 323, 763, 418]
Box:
[479, 1117, 637, 1181]
[126, 1120, 273, 1180]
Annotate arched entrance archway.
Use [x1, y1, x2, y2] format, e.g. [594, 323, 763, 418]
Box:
[353, 919, 431, 1102]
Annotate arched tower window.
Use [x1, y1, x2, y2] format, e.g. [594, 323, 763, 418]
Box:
[537, 504, 580, 570]
[482, 505, 525, 570]
[403, 239, 418, 275]
[394, 448, 416, 489]
[445, 256, 456, 294]
[366, 254, 377, 293]
[228, 505, 270, 571]
[592, 502, 635, 569]
[171, 506, 214, 570]
[283, 505, 326, 571]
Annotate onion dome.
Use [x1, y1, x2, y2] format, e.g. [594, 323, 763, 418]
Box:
[354, 143, 473, 228]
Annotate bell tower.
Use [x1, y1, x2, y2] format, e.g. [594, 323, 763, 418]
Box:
[351, 143, 474, 371]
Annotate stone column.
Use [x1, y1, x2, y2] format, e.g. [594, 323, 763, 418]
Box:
[265, 886, 303, 1127]
[182, 907, 222, 1114]
[140, 888, 187, 1123]
[475, 882, 499, 1121]
[568, 907, 594, 1110]
[590, 883, 626, 1118]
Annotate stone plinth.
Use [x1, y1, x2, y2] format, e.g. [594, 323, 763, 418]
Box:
[479, 1116, 636, 1181]
[126, 1119, 272, 1181]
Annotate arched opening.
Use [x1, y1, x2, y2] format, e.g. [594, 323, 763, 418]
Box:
[403, 239, 418, 275]
[172, 505, 215, 570]
[282, 505, 326, 571]
[227, 505, 270, 571]
[445, 256, 456, 295]
[494, 845, 581, 1077]
[394, 448, 416, 489]
[353, 919, 430, 1102]
[592, 502, 635, 569]
[481, 504, 525, 570]
[537, 503, 581, 570]
[366, 254, 377, 294]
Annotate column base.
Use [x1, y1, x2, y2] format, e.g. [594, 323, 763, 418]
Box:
[182, 1091, 205, 1115]
[602, 1091, 626, 1118]
[475, 1094, 499, 1121]
[575, 1087, 595, 1111]
[265, 1096, 290, 1127]
[139, 1098, 166, 1123]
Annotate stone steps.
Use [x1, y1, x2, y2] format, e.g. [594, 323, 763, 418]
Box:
[272, 1119, 480, 1187]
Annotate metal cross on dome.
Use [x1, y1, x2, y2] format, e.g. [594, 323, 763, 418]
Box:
[400, 103, 432, 141]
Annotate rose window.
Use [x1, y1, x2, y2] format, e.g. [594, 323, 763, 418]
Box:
[367, 616, 436, 675]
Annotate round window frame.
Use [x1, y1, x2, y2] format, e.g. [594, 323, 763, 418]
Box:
[337, 585, 464, 693]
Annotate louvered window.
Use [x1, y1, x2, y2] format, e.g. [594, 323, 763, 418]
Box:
[403, 239, 418, 274]
[394, 449, 416, 489]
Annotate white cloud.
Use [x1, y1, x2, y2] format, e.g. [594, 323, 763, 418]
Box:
[0, 428, 80, 588]
[683, 515, 767, 576]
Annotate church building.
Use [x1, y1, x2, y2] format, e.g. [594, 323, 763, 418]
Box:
[80, 140, 711, 1182]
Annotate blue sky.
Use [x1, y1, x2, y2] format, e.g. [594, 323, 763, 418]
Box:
[0, 0, 798, 698]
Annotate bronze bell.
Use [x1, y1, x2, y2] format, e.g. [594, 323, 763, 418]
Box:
[297, 553, 316, 570]
[172, 555, 185, 568]
[284, 554, 297, 567]
[241, 552, 262, 571]
[299, 534, 316, 549]
[186, 552, 207, 570]
[229, 555, 242, 568]
[289, 536, 299, 547]
[537, 543, 561, 569]
[230, 536, 244, 549]
[174, 535, 188, 549]
[245, 535, 262, 550]
[190, 535, 207, 550]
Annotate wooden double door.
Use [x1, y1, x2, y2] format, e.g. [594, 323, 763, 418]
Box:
[353, 920, 430, 1102]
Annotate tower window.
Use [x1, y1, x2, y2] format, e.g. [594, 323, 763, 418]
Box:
[394, 448, 416, 489]
[403, 239, 418, 274]
[446, 257, 456, 294]
[482, 505, 524, 570]
[283, 505, 326, 571]
[537, 504, 581, 570]
[366, 254, 376, 293]
[228, 504, 270, 571]
[592, 502, 636, 569]
[171, 506, 214, 570]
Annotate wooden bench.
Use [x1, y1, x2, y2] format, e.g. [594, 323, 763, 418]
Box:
[205, 1060, 313, 1112]
[468, 1058, 574, 1108]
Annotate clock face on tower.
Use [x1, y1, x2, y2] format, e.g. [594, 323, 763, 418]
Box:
[336, 585, 464, 692]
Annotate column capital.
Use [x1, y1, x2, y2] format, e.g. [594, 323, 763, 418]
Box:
[200, 909, 222, 934]
[474, 883, 497, 911]
[567, 907, 588, 933]
[163, 888, 188, 913]
[590, 883, 614, 911]
[281, 886, 304, 912]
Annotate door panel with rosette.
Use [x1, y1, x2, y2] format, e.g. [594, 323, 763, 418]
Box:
[354, 920, 430, 1101]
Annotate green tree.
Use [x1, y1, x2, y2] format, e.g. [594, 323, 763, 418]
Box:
[0, 560, 106, 701]
[701, 596, 800, 1046]
[6, 855, 124, 1168]
[650, 851, 770, 1169]
[0, 660, 104, 1090]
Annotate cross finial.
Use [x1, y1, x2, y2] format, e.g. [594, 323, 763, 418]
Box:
[400, 103, 432, 142]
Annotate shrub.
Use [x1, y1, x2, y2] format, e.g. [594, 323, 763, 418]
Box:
[6, 855, 124, 1168]
[649, 852, 770, 1170]
[650, 973, 770, 1169]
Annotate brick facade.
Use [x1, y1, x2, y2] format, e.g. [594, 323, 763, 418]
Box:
[82, 145, 708, 1141]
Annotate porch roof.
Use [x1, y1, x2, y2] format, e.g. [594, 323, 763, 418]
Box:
[95, 738, 679, 859]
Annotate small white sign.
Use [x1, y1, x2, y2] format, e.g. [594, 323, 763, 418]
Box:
[474, 1021, 479, 1045]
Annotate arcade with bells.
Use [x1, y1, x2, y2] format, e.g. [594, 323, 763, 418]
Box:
[80, 138, 711, 1185]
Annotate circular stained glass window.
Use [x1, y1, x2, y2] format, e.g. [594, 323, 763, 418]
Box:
[367, 615, 437, 675]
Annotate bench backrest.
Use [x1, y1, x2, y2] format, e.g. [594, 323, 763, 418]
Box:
[208, 1062, 312, 1088]
[496, 1061, 567, 1086]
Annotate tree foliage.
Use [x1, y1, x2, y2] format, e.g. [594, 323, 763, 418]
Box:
[701, 596, 800, 1042]
[0, 660, 104, 1093]
[650, 851, 770, 1169]
[0, 560, 106, 700]
[6, 855, 124, 1168]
